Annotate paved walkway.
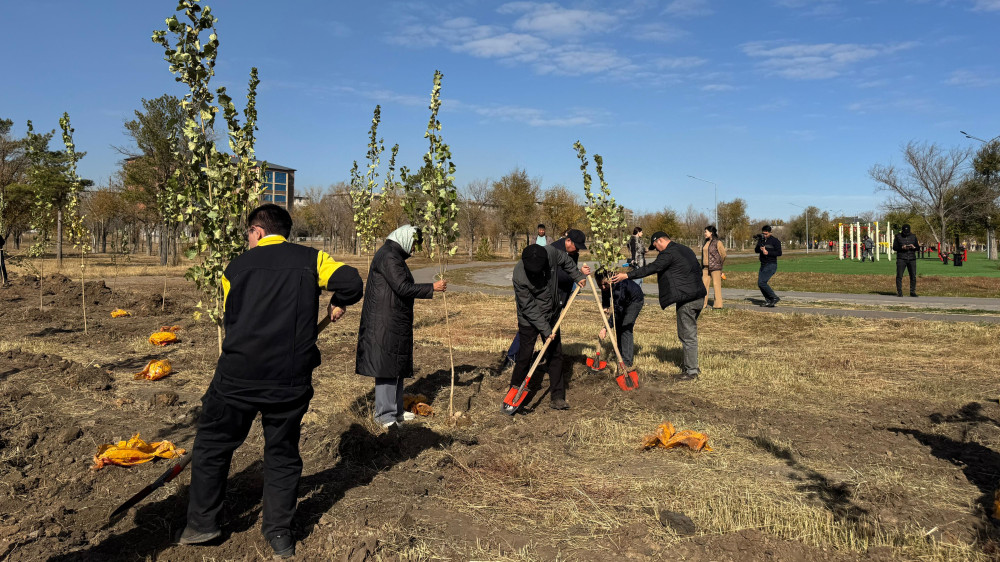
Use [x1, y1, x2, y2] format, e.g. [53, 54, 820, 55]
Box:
[412, 261, 1000, 324]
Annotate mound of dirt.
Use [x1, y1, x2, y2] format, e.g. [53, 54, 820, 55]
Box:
[2, 350, 112, 391]
[5, 274, 113, 309]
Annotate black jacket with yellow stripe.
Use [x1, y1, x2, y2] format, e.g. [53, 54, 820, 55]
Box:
[216, 236, 362, 388]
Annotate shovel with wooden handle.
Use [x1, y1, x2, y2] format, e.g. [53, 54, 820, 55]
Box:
[106, 313, 336, 527]
[502, 284, 582, 415]
[586, 332, 607, 372]
[587, 274, 638, 391]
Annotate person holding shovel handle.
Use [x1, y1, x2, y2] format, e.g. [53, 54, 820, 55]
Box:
[508, 244, 588, 411]
[180, 204, 364, 558]
[595, 269, 645, 370]
[611, 231, 705, 381]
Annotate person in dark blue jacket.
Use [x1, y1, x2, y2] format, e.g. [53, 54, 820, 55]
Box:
[754, 225, 783, 307]
[595, 269, 645, 368]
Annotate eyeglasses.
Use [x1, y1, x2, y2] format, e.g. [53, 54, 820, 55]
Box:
[245, 225, 261, 238]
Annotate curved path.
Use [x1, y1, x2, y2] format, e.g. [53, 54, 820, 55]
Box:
[412, 261, 1000, 324]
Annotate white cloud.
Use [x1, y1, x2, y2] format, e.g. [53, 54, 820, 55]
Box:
[972, 0, 1000, 11]
[773, 0, 844, 17]
[470, 104, 599, 127]
[498, 2, 618, 37]
[846, 97, 936, 114]
[654, 56, 708, 69]
[461, 33, 549, 58]
[663, 0, 713, 17]
[742, 41, 917, 80]
[633, 22, 688, 42]
[701, 83, 735, 91]
[945, 69, 1000, 88]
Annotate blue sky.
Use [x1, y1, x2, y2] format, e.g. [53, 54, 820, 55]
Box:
[2, 0, 999, 220]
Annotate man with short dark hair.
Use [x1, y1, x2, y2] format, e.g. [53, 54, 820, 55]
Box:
[507, 244, 586, 411]
[893, 224, 919, 297]
[754, 225, 782, 307]
[179, 204, 364, 558]
[612, 231, 706, 381]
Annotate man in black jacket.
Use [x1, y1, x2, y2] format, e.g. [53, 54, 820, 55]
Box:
[612, 231, 706, 381]
[754, 225, 782, 307]
[502, 229, 590, 369]
[179, 204, 363, 558]
[507, 244, 587, 411]
[893, 224, 919, 297]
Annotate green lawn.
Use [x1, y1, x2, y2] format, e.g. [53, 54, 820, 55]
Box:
[723, 251, 1000, 277]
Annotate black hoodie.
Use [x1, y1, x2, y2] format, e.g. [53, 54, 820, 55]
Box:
[893, 228, 919, 260]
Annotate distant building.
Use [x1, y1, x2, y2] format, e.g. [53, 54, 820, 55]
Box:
[259, 162, 296, 210]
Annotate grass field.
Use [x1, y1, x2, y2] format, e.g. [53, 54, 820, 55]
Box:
[724, 251, 1000, 277]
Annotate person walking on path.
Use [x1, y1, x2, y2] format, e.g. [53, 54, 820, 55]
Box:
[508, 244, 587, 410]
[627, 227, 646, 269]
[180, 204, 364, 558]
[861, 235, 874, 262]
[893, 224, 919, 297]
[754, 225, 782, 307]
[595, 269, 645, 369]
[701, 225, 726, 309]
[356, 225, 447, 429]
[0, 233, 8, 286]
[612, 231, 706, 381]
[502, 229, 591, 370]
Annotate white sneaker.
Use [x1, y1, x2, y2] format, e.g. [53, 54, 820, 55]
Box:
[381, 420, 399, 429]
[399, 411, 416, 422]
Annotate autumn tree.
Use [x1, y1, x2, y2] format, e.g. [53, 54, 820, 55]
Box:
[488, 168, 539, 256]
[540, 184, 585, 238]
[459, 178, 491, 257]
[716, 198, 750, 249]
[870, 141, 973, 245]
[0, 118, 30, 242]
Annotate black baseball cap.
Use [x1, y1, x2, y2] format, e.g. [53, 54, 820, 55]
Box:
[648, 231, 669, 250]
[521, 245, 549, 273]
[566, 229, 587, 250]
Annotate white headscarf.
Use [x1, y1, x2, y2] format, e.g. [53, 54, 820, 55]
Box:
[387, 225, 418, 256]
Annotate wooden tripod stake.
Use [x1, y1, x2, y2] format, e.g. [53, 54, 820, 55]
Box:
[587, 274, 639, 390]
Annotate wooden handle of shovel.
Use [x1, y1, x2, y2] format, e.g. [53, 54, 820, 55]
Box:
[587, 274, 628, 370]
[506, 283, 583, 407]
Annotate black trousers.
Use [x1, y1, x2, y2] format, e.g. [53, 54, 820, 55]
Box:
[896, 258, 916, 294]
[187, 383, 312, 540]
[0, 249, 7, 284]
[509, 323, 565, 400]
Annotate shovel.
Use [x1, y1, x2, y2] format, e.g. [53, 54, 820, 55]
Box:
[503, 284, 582, 415]
[587, 274, 639, 391]
[586, 333, 607, 372]
[107, 313, 337, 527]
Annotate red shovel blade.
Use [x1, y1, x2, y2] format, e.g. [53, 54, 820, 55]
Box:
[586, 353, 608, 371]
[503, 385, 526, 413]
[616, 370, 639, 391]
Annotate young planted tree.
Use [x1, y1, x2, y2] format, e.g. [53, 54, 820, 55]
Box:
[401, 70, 460, 416]
[573, 141, 628, 367]
[59, 113, 92, 334]
[350, 105, 398, 266]
[153, 0, 266, 352]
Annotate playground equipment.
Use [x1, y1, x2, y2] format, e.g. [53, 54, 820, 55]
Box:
[838, 221, 893, 261]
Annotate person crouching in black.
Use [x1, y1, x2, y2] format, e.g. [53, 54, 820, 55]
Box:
[506, 244, 586, 411]
[595, 269, 645, 370]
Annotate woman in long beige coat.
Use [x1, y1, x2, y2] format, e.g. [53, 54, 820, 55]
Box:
[702, 225, 727, 309]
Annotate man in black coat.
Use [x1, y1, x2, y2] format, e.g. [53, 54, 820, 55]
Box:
[502, 229, 590, 369]
[893, 223, 919, 297]
[356, 225, 446, 428]
[180, 204, 364, 558]
[507, 244, 587, 411]
[612, 231, 706, 381]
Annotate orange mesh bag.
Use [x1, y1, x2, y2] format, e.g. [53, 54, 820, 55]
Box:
[134, 359, 172, 381]
[110, 309, 131, 318]
[403, 394, 434, 416]
[93, 433, 185, 469]
[642, 422, 712, 452]
[148, 332, 179, 346]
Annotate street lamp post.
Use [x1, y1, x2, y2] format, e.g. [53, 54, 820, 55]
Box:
[789, 202, 809, 253]
[687, 175, 717, 228]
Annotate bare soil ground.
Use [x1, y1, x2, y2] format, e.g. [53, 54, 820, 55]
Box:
[1, 267, 1000, 561]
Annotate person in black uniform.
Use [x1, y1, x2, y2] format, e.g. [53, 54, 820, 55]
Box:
[893, 224, 919, 297]
[179, 204, 363, 558]
[754, 225, 783, 307]
[595, 269, 645, 369]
